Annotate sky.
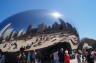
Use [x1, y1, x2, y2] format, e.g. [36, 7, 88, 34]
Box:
[0, 0, 96, 39]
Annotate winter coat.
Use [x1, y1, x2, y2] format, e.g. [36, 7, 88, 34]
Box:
[64, 54, 70, 63]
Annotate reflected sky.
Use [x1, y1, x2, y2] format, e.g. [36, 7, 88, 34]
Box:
[0, 10, 64, 31]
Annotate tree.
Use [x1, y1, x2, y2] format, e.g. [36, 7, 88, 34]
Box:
[78, 38, 96, 50]
[92, 43, 96, 49]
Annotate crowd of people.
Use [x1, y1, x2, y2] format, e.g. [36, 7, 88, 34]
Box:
[0, 48, 96, 63]
[15, 48, 71, 63]
[71, 48, 96, 63]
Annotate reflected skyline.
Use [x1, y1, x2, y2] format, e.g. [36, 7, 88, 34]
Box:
[0, 10, 79, 39]
[0, 10, 64, 31]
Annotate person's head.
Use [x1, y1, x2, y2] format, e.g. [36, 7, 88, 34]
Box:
[60, 48, 64, 51]
[65, 50, 68, 54]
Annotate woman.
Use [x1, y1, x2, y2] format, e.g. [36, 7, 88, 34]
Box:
[64, 50, 70, 63]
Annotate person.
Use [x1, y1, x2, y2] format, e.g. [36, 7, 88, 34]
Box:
[58, 48, 64, 63]
[32, 50, 35, 63]
[17, 52, 26, 63]
[52, 50, 59, 63]
[50, 53, 53, 63]
[94, 50, 96, 63]
[17, 52, 22, 63]
[82, 57, 87, 63]
[64, 50, 70, 63]
[87, 49, 94, 63]
[27, 51, 31, 63]
[0, 49, 5, 63]
[32, 50, 38, 63]
[77, 52, 82, 63]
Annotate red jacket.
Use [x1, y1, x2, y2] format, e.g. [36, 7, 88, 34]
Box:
[64, 54, 70, 63]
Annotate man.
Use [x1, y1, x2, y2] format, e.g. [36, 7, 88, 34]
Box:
[58, 48, 64, 63]
[53, 50, 59, 63]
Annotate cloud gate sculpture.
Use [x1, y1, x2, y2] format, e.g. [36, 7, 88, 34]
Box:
[0, 9, 79, 52]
